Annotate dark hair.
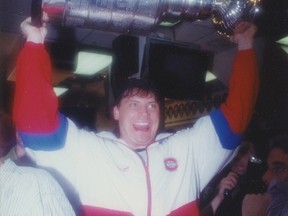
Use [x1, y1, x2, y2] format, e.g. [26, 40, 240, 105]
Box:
[113, 78, 163, 106]
[269, 134, 288, 154]
[231, 141, 255, 164]
[238, 141, 255, 156]
[0, 110, 17, 157]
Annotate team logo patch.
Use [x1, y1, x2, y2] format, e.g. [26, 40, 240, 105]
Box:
[164, 158, 178, 171]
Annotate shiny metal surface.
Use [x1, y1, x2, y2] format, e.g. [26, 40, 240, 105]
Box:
[211, 0, 261, 36]
[43, 0, 260, 36]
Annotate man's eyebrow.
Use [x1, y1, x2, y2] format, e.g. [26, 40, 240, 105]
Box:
[271, 161, 288, 166]
[126, 99, 139, 103]
[147, 100, 158, 103]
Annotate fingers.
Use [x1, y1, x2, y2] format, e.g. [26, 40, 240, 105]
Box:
[221, 176, 237, 189]
[234, 22, 252, 34]
[43, 12, 49, 22]
[20, 16, 47, 44]
[230, 22, 257, 50]
[233, 21, 257, 35]
[230, 22, 257, 39]
[222, 172, 238, 186]
[15, 144, 26, 158]
[20, 17, 32, 34]
[217, 172, 238, 197]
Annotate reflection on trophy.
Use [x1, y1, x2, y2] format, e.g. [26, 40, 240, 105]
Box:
[41, 0, 261, 36]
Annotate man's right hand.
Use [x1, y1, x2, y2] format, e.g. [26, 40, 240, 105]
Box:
[20, 15, 48, 44]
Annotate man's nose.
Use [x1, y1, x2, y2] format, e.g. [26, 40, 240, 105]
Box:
[139, 105, 150, 114]
[262, 170, 272, 186]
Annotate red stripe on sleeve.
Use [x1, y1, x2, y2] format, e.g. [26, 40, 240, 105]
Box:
[168, 200, 199, 216]
[82, 206, 133, 216]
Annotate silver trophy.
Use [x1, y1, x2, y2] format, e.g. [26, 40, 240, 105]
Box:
[41, 0, 261, 36]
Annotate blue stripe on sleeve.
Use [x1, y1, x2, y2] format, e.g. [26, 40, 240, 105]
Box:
[210, 109, 242, 150]
[18, 114, 68, 151]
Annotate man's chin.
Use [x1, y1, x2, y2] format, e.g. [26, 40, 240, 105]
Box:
[133, 138, 153, 148]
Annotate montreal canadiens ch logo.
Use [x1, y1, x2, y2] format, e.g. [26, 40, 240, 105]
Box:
[164, 158, 178, 171]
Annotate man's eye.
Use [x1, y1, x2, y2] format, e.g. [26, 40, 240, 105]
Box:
[276, 166, 287, 172]
[129, 102, 138, 108]
[147, 103, 158, 110]
[271, 165, 288, 174]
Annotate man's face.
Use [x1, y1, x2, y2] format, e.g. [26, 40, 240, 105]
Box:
[262, 148, 288, 185]
[113, 90, 160, 150]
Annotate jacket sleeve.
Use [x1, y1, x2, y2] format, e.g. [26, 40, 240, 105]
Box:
[13, 42, 67, 150]
[210, 49, 259, 150]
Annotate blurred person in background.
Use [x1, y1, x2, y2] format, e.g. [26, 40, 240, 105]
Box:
[242, 133, 288, 216]
[0, 110, 76, 216]
[200, 141, 263, 216]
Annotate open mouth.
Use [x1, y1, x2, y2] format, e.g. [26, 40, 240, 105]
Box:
[133, 122, 150, 131]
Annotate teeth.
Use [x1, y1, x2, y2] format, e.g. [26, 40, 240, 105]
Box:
[135, 122, 149, 126]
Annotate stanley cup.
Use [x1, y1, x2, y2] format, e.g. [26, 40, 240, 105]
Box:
[41, 0, 261, 36]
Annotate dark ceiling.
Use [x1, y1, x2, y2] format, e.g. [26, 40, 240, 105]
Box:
[254, 0, 288, 41]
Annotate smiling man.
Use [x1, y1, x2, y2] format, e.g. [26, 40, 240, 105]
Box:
[13, 17, 259, 216]
[113, 84, 161, 149]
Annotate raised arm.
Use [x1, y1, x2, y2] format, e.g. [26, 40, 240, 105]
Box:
[211, 22, 259, 149]
[13, 17, 65, 149]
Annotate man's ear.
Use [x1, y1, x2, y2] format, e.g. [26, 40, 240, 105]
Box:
[113, 106, 119, 120]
